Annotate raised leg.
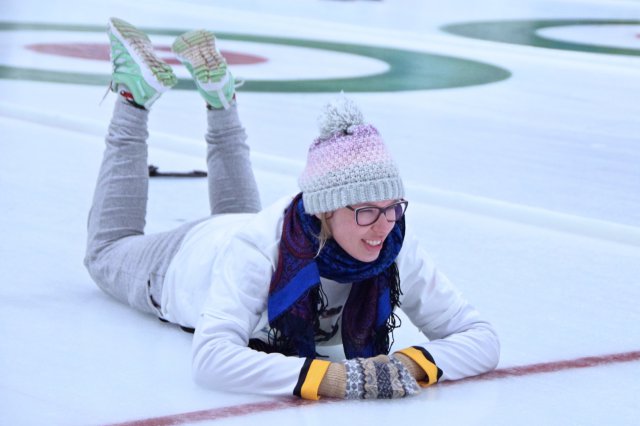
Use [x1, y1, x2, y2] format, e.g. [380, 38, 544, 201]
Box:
[205, 104, 261, 214]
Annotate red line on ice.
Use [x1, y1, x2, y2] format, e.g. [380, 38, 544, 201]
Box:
[441, 349, 640, 385]
[108, 399, 328, 426]
[108, 350, 640, 426]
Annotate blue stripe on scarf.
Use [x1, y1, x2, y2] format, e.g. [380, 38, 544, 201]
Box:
[268, 262, 319, 321]
[377, 289, 391, 327]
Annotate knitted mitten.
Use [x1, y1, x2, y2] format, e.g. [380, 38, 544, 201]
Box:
[318, 362, 347, 398]
[393, 352, 427, 381]
[319, 355, 420, 399]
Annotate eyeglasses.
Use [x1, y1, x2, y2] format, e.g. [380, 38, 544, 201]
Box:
[346, 200, 409, 226]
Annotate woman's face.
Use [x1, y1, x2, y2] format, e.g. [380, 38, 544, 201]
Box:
[325, 199, 399, 263]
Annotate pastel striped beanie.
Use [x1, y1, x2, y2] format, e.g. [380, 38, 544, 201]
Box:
[298, 95, 404, 214]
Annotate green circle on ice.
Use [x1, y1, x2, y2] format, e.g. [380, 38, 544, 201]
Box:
[442, 19, 640, 57]
[0, 21, 510, 92]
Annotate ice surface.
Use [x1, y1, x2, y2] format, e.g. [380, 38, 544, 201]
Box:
[1, 0, 639, 425]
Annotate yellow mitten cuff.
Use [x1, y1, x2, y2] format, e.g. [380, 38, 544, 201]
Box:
[395, 347, 443, 387]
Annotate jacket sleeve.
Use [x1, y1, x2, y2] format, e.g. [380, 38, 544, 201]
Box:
[190, 235, 330, 399]
[395, 232, 500, 385]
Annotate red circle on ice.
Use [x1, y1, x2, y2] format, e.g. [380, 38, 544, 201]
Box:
[24, 42, 268, 65]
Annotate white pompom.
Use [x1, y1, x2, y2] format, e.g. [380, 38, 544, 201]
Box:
[317, 93, 364, 138]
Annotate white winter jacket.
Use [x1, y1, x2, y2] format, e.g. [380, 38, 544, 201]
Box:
[162, 195, 499, 399]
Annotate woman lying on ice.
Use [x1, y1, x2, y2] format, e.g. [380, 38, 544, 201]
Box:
[85, 17, 499, 400]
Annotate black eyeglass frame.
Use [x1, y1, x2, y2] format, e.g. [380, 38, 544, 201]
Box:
[345, 200, 409, 226]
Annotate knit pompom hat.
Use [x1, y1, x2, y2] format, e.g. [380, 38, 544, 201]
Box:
[298, 95, 404, 214]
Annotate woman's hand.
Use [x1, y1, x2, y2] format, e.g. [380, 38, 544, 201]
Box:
[393, 352, 427, 381]
[318, 354, 420, 399]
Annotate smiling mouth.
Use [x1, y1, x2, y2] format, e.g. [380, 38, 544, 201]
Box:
[364, 239, 382, 247]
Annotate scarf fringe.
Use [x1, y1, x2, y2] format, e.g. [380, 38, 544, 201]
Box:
[374, 262, 403, 355]
[267, 285, 329, 357]
[268, 274, 404, 358]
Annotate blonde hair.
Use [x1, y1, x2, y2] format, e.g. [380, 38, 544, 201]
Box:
[316, 212, 333, 256]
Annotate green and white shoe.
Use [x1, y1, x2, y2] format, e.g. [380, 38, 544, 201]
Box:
[108, 17, 177, 109]
[172, 30, 236, 109]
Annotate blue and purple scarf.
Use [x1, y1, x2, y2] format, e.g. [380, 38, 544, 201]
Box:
[266, 193, 404, 359]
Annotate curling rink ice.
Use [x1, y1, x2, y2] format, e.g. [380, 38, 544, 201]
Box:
[1, 0, 639, 424]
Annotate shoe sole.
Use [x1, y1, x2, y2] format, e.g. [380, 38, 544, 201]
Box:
[172, 30, 229, 85]
[108, 17, 176, 93]
[172, 29, 234, 109]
